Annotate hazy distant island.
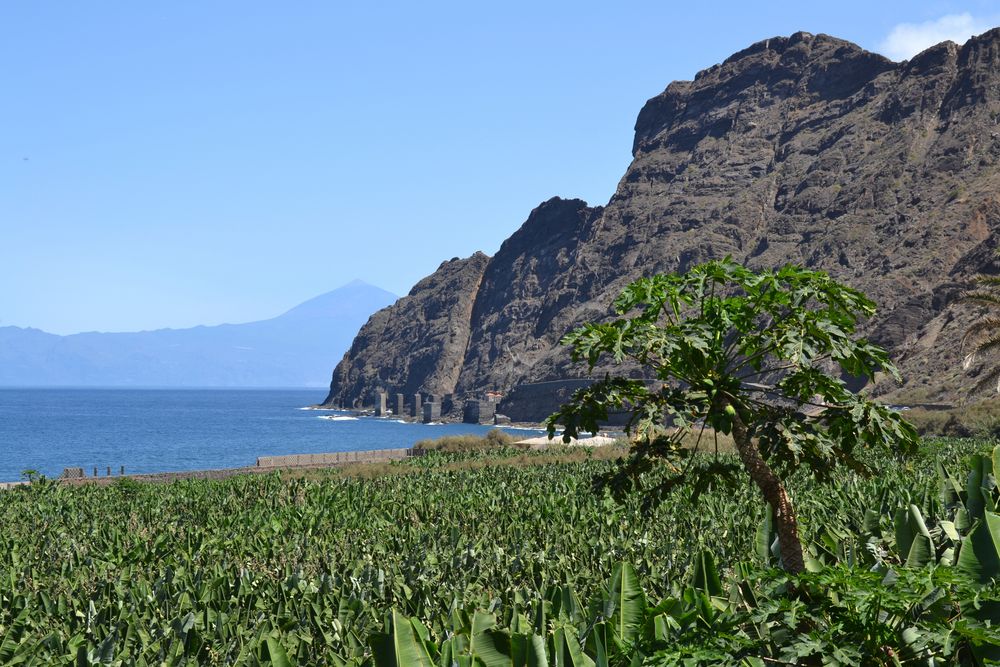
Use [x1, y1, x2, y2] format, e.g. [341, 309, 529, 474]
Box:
[0, 280, 395, 388]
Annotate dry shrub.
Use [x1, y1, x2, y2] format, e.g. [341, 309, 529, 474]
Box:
[903, 395, 1000, 437]
[413, 429, 523, 453]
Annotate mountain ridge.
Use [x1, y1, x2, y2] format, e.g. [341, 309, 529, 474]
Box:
[324, 29, 1000, 415]
[1, 281, 396, 388]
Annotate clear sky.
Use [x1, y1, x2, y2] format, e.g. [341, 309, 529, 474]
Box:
[3, 1, 999, 334]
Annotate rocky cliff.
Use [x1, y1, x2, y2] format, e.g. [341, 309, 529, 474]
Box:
[325, 253, 490, 405]
[324, 30, 1000, 414]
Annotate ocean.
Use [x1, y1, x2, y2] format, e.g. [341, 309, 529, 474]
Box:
[0, 388, 546, 483]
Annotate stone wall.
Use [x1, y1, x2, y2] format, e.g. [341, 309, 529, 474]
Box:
[256, 448, 414, 468]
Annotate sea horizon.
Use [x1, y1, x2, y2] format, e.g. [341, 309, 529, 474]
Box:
[0, 387, 544, 483]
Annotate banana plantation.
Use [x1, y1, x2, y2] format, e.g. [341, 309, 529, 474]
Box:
[0, 440, 998, 665]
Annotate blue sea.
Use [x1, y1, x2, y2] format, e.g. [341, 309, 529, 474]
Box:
[0, 388, 546, 482]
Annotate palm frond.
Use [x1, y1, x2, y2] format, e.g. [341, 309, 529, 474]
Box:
[972, 362, 1000, 393]
[961, 317, 1000, 348]
[958, 270, 1000, 394]
[957, 292, 1000, 308]
[960, 293, 1000, 307]
[963, 352, 976, 370]
[971, 333, 1000, 357]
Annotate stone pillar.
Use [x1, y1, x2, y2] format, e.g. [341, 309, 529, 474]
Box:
[463, 398, 499, 424]
[422, 401, 441, 423]
[463, 399, 481, 424]
[411, 393, 422, 418]
[374, 392, 387, 417]
[395, 393, 405, 417]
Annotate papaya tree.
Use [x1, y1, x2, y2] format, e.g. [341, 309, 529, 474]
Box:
[546, 258, 918, 573]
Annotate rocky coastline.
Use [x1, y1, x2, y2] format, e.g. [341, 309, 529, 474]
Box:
[325, 29, 1000, 418]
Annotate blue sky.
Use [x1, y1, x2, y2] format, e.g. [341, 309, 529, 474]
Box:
[3, 1, 999, 334]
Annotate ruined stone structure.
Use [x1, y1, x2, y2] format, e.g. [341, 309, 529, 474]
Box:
[462, 399, 497, 424]
[422, 401, 441, 423]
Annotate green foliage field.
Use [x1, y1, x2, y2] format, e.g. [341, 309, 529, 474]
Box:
[0, 439, 997, 665]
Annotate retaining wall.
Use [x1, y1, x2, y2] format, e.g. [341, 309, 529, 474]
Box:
[256, 448, 414, 468]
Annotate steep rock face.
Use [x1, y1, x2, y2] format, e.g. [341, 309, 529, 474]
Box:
[325, 30, 1000, 411]
[323, 253, 489, 406]
[455, 198, 603, 394]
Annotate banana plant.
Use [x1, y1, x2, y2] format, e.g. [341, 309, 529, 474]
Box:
[842, 445, 1000, 581]
[603, 562, 645, 656]
[937, 445, 999, 584]
[894, 504, 936, 567]
[370, 610, 436, 667]
[372, 609, 551, 667]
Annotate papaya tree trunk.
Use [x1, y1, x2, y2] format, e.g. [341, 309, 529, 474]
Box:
[726, 403, 806, 574]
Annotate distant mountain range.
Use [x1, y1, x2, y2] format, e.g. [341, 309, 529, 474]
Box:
[0, 280, 396, 387]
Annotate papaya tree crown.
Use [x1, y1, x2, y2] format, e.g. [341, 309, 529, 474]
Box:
[547, 258, 918, 496]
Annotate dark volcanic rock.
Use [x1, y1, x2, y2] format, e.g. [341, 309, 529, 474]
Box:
[325, 29, 1000, 412]
[324, 253, 489, 407]
[456, 197, 603, 393]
